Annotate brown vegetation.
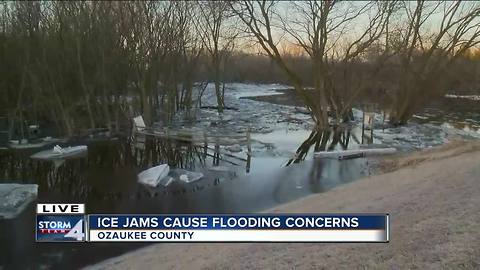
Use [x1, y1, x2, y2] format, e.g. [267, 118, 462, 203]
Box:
[0, 2, 206, 137]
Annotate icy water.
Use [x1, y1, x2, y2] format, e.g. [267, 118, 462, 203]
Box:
[0, 83, 479, 269]
[0, 139, 370, 269]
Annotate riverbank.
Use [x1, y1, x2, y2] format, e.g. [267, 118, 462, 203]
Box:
[87, 140, 480, 269]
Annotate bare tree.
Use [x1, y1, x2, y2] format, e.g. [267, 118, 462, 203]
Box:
[196, 1, 238, 113]
[388, 0, 480, 125]
[232, 0, 394, 127]
[179, 6, 204, 116]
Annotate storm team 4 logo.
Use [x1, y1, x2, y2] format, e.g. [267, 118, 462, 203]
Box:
[36, 204, 86, 242]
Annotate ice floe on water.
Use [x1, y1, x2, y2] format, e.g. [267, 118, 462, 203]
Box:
[227, 83, 289, 98]
[168, 83, 312, 143]
[440, 122, 480, 139]
[413, 114, 429, 120]
[166, 83, 479, 156]
[373, 124, 449, 151]
[445, 94, 480, 101]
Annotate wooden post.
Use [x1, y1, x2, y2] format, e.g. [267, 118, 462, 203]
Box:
[214, 143, 220, 166]
[203, 131, 207, 162]
[361, 110, 365, 144]
[370, 116, 374, 143]
[382, 110, 385, 131]
[246, 127, 251, 173]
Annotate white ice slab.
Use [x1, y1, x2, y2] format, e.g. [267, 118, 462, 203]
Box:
[138, 164, 170, 187]
[133, 116, 146, 131]
[31, 145, 88, 160]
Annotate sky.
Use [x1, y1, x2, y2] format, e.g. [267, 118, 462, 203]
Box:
[233, 1, 479, 56]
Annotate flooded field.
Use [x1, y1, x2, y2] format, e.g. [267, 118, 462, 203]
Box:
[1, 83, 479, 269]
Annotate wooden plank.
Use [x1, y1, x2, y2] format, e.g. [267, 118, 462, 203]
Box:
[314, 148, 396, 159]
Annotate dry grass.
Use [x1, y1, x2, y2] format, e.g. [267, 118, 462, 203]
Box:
[375, 140, 480, 173]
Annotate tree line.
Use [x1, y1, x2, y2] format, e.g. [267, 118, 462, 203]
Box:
[1, 1, 479, 139]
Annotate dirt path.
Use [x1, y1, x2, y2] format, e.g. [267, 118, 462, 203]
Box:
[87, 141, 480, 270]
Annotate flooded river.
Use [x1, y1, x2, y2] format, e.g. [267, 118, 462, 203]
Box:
[0, 83, 479, 269]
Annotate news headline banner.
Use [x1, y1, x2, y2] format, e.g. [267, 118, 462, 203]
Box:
[88, 214, 389, 242]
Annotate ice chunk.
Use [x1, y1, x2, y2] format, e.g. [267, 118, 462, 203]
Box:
[31, 145, 88, 160]
[158, 176, 174, 187]
[133, 116, 146, 131]
[53, 145, 63, 154]
[170, 169, 204, 183]
[138, 164, 170, 187]
[59, 145, 87, 154]
[0, 184, 38, 219]
[444, 94, 480, 101]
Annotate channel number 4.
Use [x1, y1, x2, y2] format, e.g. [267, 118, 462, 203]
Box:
[64, 220, 84, 241]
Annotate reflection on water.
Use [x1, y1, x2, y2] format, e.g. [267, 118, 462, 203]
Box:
[286, 127, 353, 165]
[0, 129, 370, 269]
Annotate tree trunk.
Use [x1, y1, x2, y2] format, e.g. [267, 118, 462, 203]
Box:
[214, 58, 224, 113]
[76, 38, 95, 130]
